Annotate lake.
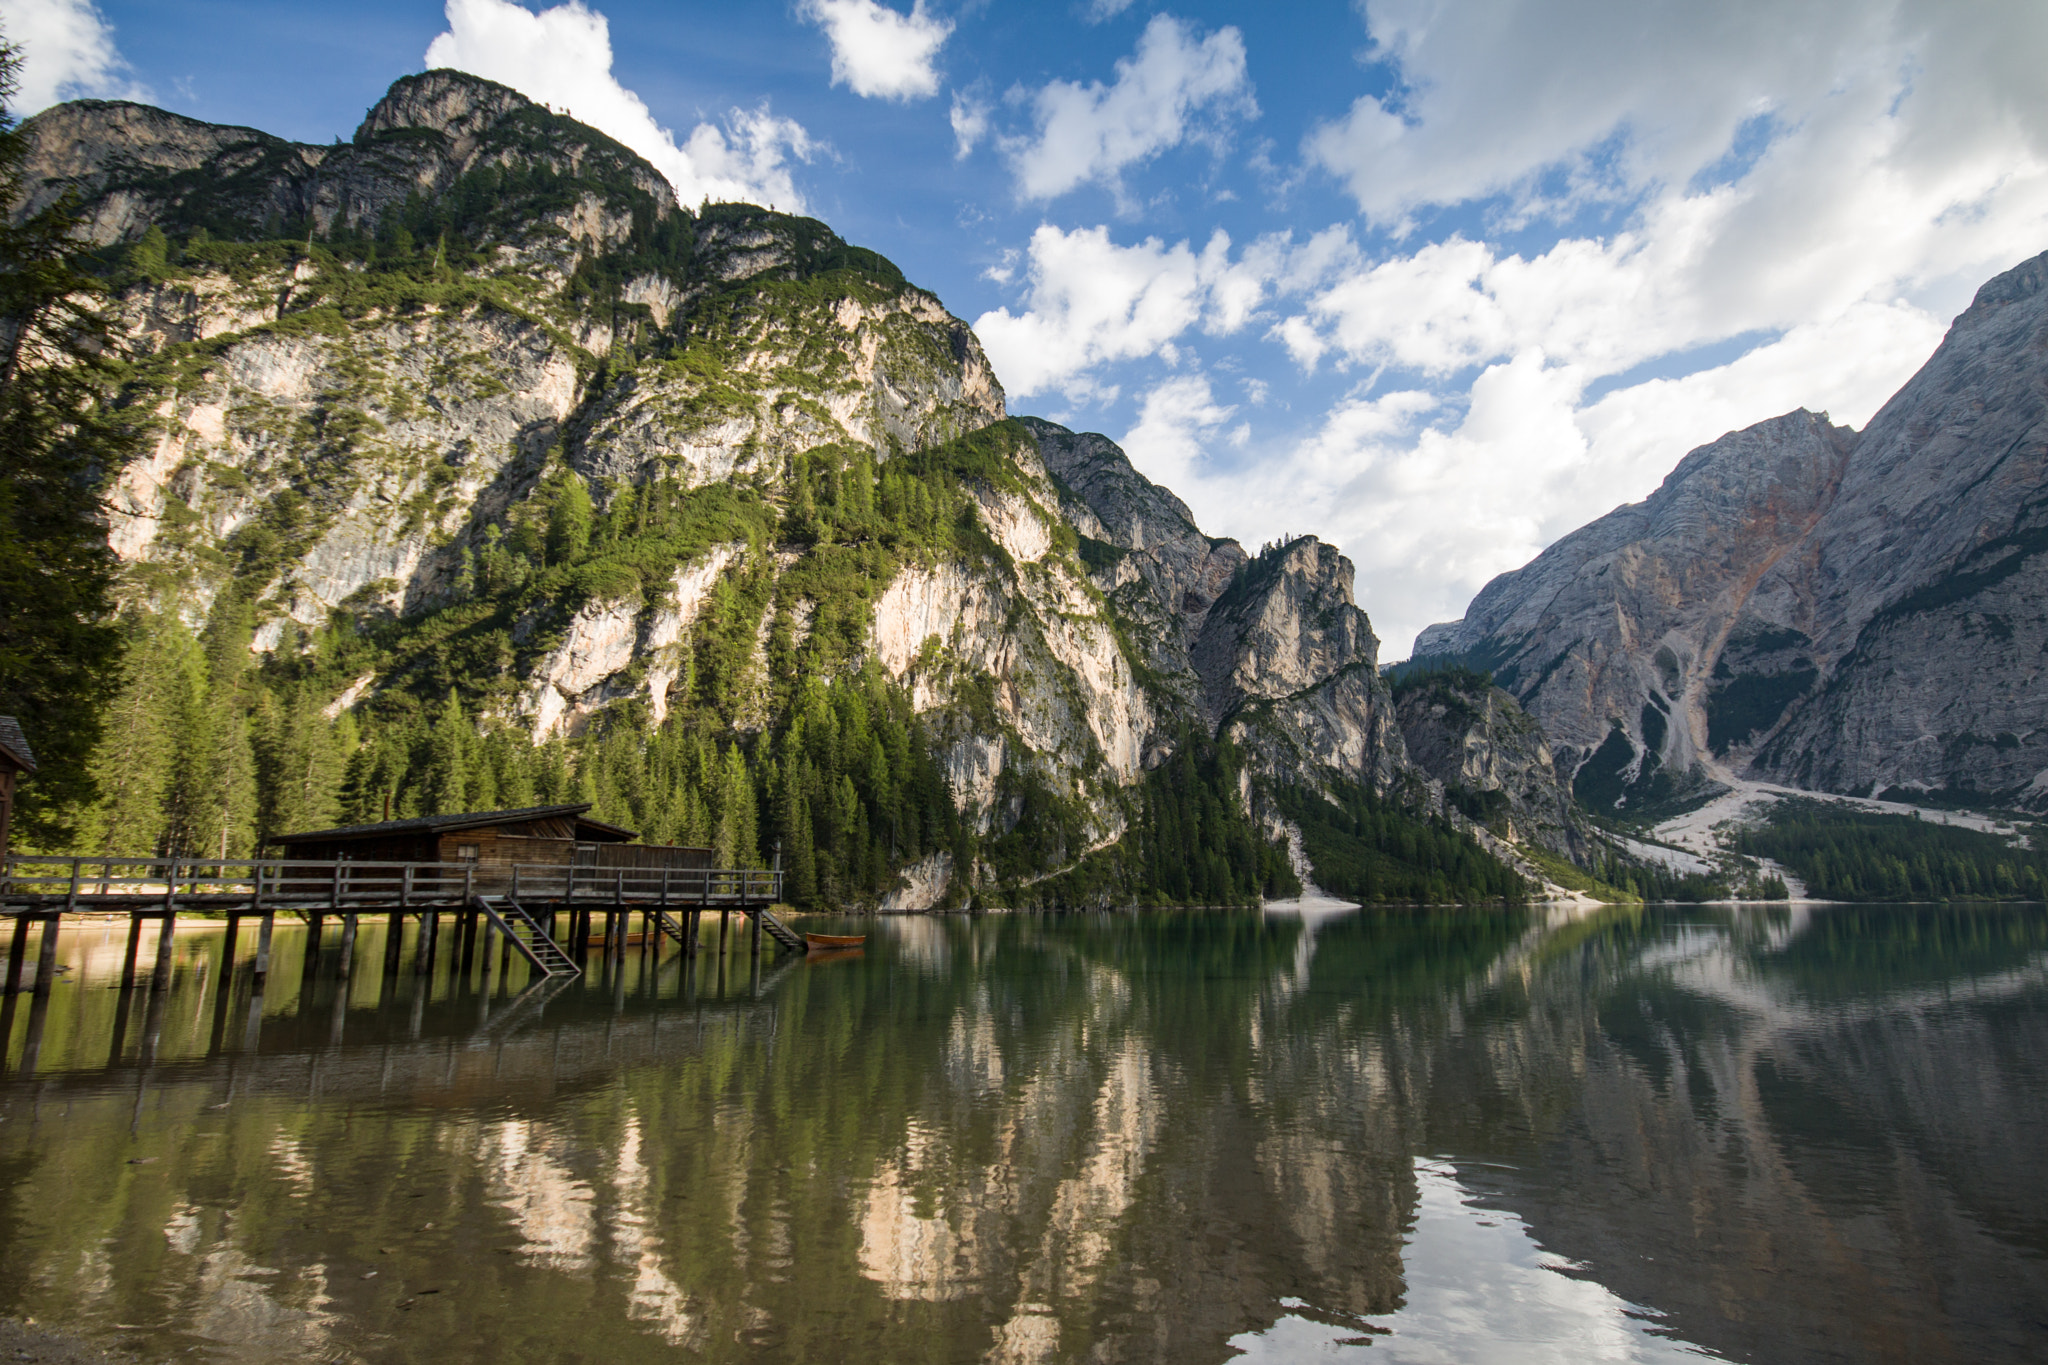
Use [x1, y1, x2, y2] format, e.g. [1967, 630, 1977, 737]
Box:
[1, 900, 2044, 1363]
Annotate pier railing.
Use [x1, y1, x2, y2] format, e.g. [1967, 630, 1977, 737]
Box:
[1, 855, 782, 913]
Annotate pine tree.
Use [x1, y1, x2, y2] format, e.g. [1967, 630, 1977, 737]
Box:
[0, 37, 127, 842]
[545, 467, 593, 565]
[425, 689, 472, 813]
[75, 611, 197, 857]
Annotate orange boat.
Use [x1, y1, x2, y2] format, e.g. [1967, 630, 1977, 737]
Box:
[805, 933, 867, 950]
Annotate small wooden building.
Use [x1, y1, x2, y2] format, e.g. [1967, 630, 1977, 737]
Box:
[269, 804, 712, 874]
[0, 716, 35, 867]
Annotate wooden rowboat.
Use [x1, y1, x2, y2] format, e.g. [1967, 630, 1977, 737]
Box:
[805, 933, 866, 950]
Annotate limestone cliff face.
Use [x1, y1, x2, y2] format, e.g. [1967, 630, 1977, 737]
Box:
[1026, 426, 1410, 800]
[1750, 254, 2048, 802]
[1393, 675, 1585, 857]
[1193, 538, 1408, 797]
[1417, 250, 2048, 809]
[1413, 411, 1850, 808]
[1024, 417, 1245, 739]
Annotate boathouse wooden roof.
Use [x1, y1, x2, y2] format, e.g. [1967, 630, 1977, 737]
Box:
[0, 716, 35, 774]
[271, 803, 636, 847]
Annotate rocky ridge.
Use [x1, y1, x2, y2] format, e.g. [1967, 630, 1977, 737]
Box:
[1416, 249, 2048, 812]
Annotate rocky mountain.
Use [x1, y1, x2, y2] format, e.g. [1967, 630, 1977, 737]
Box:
[1415, 250, 2048, 813]
[14, 70, 1567, 906]
[1392, 670, 1587, 859]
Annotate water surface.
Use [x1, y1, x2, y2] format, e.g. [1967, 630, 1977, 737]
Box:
[1, 901, 2044, 1363]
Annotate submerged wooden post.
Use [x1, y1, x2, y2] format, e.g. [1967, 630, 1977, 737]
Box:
[417, 909, 439, 975]
[119, 912, 146, 988]
[3, 913, 30, 994]
[478, 918, 497, 991]
[337, 912, 359, 980]
[253, 911, 275, 980]
[32, 913, 62, 997]
[149, 908, 177, 991]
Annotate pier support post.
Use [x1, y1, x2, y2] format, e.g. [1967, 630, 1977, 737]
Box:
[479, 919, 497, 992]
[242, 980, 266, 1051]
[752, 907, 762, 960]
[253, 912, 275, 981]
[337, 913, 359, 980]
[149, 910, 176, 992]
[120, 914, 144, 989]
[385, 910, 404, 975]
[3, 913, 28, 994]
[417, 909, 440, 976]
[29, 915, 62, 997]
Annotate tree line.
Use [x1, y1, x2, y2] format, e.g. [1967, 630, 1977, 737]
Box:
[1735, 799, 2048, 901]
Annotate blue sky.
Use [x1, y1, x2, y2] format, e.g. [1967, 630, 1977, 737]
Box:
[9, 0, 2048, 655]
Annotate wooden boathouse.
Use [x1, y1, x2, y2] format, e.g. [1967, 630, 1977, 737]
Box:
[0, 717, 33, 868]
[3, 803, 803, 999]
[269, 803, 711, 879]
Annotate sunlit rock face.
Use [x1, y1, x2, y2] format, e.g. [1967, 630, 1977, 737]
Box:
[1194, 537, 1408, 797]
[1417, 248, 2048, 810]
[1413, 410, 1851, 809]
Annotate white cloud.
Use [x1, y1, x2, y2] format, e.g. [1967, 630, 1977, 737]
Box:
[1110, 297, 1956, 658]
[971, 223, 1292, 400]
[1119, 374, 1236, 493]
[1307, 0, 2048, 228]
[0, 0, 147, 112]
[950, 90, 990, 159]
[1006, 14, 1255, 201]
[425, 0, 816, 211]
[802, 0, 951, 102]
[1087, 0, 1138, 20]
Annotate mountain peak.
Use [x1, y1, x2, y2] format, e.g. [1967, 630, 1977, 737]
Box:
[356, 68, 539, 145]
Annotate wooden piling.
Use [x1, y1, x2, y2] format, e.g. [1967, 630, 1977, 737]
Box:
[148, 911, 176, 992]
[3, 913, 28, 994]
[478, 918, 497, 991]
[253, 911, 275, 980]
[120, 913, 144, 988]
[337, 913, 359, 979]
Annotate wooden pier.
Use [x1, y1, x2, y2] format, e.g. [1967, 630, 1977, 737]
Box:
[0, 853, 804, 996]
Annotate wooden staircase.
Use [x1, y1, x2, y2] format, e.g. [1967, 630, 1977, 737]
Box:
[473, 896, 582, 978]
[754, 907, 807, 953]
[650, 907, 694, 953]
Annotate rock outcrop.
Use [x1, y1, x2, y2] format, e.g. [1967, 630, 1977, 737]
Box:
[1415, 248, 2048, 810]
[1393, 672, 1585, 857]
[1193, 538, 1407, 797]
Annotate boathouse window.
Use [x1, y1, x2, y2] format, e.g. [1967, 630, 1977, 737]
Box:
[455, 844, 480, 862]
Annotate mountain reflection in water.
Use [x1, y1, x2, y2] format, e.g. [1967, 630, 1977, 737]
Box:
[0, 902, 2042, 1363]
